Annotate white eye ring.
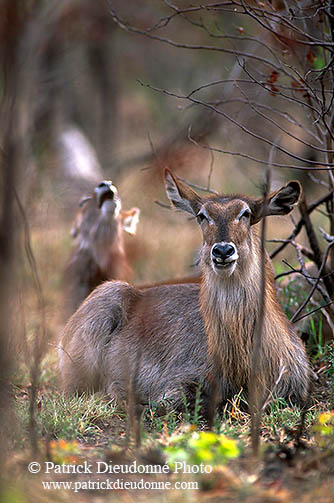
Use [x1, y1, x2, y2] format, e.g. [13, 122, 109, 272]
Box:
[240, 209, 251, 220]
[236, 207, 251, 222]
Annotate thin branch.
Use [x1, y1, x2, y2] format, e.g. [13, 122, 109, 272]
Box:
[155, 200, 171, 210]
[189, 134, 334, 171]
[14, 189, 48, 457]
[299, 196, 334, 296]
[51, 343, 75, 364]
[138, 79, 334, 169]
[235, 82, 334, 155]
[109, 3, 295, 73]
[177, 171, 219, 195]
[270, 191, 334, 259]
[207, 148, 215, 191]
[249, 165, 271, 458]
[238, 0, 334, 48]
[291, 240, 334, 322]
[319, 226, 334, 243]
[260, 364, 287, 412]
[293, 301, 334, 324]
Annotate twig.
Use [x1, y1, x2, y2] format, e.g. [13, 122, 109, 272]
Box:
[291, 239, 334, 322]
[308, 172, 330, 188]
[207, 148, 215, 191]
[270, 191, 334, 259]
[15, 188, 48, 457]
[126, 348, 143, 449]
[109, 3, 292, 72]
[299, 196, 334, 297]
[280, 258, 334, 283]
[319, 226, 334, 243]
[50, 343, 75, 364]
[260, 363, 287, 412]
[249, 165, 271, 458]
[177, 173, 219, 195]
[155, 200, 172, 210]
[292, 301, 334, 324]
[138, 79, 334, 170]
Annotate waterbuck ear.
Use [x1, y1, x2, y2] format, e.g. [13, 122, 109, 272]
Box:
[267, 180, 301, 215]
[164, 169, 202, 216]
[120, 207, 140, 235]
[250, 180, 301, 224]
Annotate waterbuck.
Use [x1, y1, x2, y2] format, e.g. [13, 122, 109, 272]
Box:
[60, 170, 311, 411]
[64, 180, 140, 315]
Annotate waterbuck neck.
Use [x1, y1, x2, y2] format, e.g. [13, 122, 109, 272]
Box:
[200, 239, 263, 386]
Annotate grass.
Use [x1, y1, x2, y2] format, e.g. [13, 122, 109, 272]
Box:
[11, 359, 326, 450]
[10, 290, 334, 452]
[15, 391, 123, 444]
[9, 359, 334, 503]
[6, 349, 334, 502]
[6, 188, 334, 501]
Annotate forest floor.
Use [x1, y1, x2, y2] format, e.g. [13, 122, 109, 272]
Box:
[4, 342, 334, 503]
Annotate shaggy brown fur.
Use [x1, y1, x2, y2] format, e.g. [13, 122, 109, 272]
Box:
[60, 171, 311, 411]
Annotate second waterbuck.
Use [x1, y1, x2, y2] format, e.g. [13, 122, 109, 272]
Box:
[60, 170, 311, 411]
[65, 180, 140, 315]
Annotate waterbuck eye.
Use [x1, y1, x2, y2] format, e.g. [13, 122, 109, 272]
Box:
[197, 212, 208, 223]
[236, 208, 252, 222]
[241, 209, 251, 220]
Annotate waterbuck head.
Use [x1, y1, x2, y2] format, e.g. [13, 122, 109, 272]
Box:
[165, 169, 301, 279]
[71, 180, 140, 241]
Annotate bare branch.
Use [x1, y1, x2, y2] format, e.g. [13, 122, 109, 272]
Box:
[249, 165, 271, 458]
[235, 82, 334, 155]
[319, 227, 334, 243]
[15, 189, 48, 457]
[270, 191, 334, 259]
[154, 200, 171, 210]
[109, 4, 285, 69]
[293, 301, 334, 324]
[291, 239, 334, 322]
[177, 171, 219, 195]
[138, 79, 334, 169]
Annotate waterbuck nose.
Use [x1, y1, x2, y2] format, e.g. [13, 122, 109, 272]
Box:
[95, 181, 116, 208]
[212, 243, 235, 261]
